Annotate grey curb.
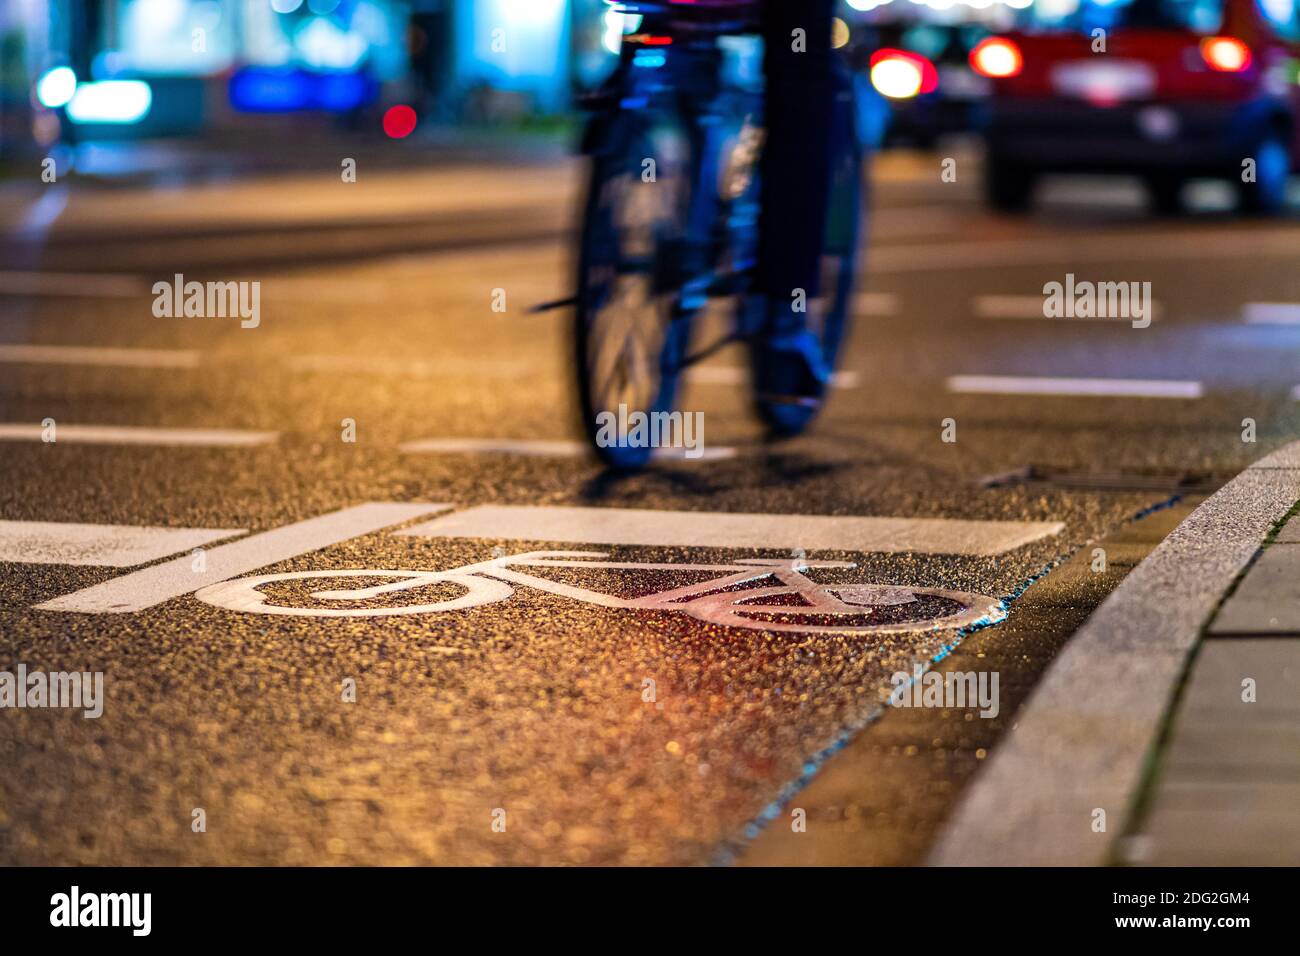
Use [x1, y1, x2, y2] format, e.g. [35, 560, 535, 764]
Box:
[927, 441, 1300, 866]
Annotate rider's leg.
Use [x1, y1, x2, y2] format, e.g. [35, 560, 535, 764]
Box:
[752, 0, 836, 432]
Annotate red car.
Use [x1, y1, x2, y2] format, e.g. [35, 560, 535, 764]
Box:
[973, 0, 1300, 214]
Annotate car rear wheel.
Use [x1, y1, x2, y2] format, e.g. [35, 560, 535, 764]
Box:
[1145, 175, 1185, 217]
[1236, 132, 1290, 216]
[985, 154, 1035, 212]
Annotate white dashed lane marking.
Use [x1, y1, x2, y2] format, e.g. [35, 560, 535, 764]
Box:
[869, 226, 1300, 273]
[0, 424, 279, 447]
[0, 344, 202, 369]
[946, 375, 1203, 399]
[972, 295, 1162, 322]
[854, 292, 899, 316]
[35, 503, 452, 614]
[1242, 303, 1300, 325]
[686, 366, 861, 389]
[398, 438, 737, 461]
[0, 521, 245, 567]
[398, 505, 1064, 556]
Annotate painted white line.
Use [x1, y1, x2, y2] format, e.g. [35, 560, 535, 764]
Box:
[0, 344, 202, 369]
[854, 292, 898, 317]
[0, 424, 278, 447]
[35, 502, 452, 614]
[946, 375, 1202, 399]
[402, 437, 585, 457]
[398, 437, 737, 461]
[1243, 302, 1300, 325]
[286, 354, 530, 380]
[0, 271, 147, 298]
[646, 445, 737, 462]
[0, 520, 245, 567]
[397, 505, 1063, 556]
[972, 295, 1161, 322]
[869, 227, 1300, 274]
[686, 366, 861, 389]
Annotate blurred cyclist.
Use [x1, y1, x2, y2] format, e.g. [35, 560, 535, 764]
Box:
[753, 0, 837, 434]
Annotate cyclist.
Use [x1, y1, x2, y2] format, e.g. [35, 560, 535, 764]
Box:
[753, 0, 837, 434]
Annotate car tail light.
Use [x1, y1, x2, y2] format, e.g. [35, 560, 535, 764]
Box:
[1200, 36, 1251, 72]
[970, 37, 1023, 79]
[869, 49, 938, 99]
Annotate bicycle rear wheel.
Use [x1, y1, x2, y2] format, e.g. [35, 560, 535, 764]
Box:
[574, 112, 696, 470]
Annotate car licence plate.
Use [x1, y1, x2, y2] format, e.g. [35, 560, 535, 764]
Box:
[1051, 60, 1156, 104]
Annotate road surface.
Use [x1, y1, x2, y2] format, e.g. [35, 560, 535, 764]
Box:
[1, 146, 1297, 864]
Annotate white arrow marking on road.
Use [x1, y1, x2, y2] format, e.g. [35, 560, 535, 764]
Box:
[0, 521, 245, 567]
[946, 375, 1202, 399]
[398, 438, 737, 461]
[397, 505, 1063, 557]
[35, 503, 452, 614]
[0, 424, 279, 447]
[0, 344, 203, 369]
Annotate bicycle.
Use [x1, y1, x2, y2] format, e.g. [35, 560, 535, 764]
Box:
[570, 1, 867, 469]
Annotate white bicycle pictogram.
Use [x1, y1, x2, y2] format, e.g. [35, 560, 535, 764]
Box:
[194, 550, 1005, 635]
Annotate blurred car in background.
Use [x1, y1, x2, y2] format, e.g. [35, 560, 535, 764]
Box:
[978, 0, 1300, 214]
[852, 18, 994, 147]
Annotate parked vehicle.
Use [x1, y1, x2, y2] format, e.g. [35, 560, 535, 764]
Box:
[977, 0, 1300, 214]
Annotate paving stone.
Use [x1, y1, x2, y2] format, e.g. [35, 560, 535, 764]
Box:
[1142, 790, 1300, 865]
[1274, 516, 1300, 544]
[1210, 545, 1300, 635]
[1137, 640, 1300, 863]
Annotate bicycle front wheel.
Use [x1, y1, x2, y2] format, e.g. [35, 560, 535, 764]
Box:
[574, 111, 696, 470]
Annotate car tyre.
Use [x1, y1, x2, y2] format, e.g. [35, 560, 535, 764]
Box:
[985, 154, 1035, 212]
[1237, 131, 1290, 216]
[1145, 175, 1185, 217]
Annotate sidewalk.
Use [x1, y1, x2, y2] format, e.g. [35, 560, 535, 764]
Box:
[930, 440, 1300, 866]
[1131, 502, 1300, 865]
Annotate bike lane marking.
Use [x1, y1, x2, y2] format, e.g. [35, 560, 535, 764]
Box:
[34, 503, 452, 614]
[191, 551, 1008, 634]
[396, 505, 1063, 556]
[0, 520, 245, 567]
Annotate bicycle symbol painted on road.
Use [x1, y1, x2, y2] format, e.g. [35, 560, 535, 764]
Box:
[195, 550, 1006, 635]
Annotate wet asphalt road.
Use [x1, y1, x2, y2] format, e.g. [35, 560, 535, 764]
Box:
[1, 146, 1299, 864]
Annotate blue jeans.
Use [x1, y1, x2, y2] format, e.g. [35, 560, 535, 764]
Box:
[757, 0, 835, 302]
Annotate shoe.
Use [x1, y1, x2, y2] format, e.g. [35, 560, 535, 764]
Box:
[749, 301, 830, 437]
